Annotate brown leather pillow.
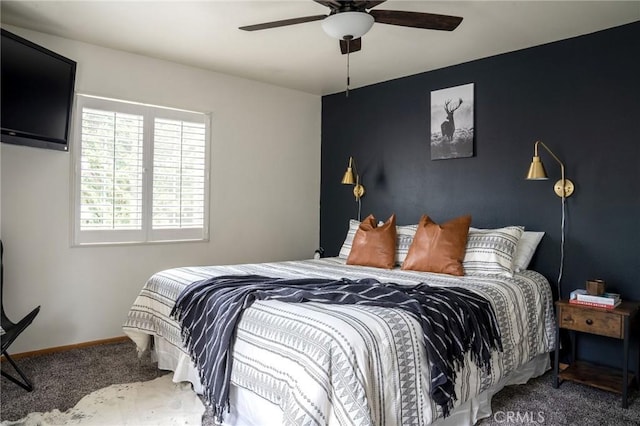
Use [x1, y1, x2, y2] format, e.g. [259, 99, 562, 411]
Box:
[401, 214, 472, 276]
[347, 214, 397, 269]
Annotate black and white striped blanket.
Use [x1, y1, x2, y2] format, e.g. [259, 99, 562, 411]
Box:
[170, 275, 503, 421]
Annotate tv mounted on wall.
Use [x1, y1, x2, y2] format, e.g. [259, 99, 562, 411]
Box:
[1, 28, 77, 152]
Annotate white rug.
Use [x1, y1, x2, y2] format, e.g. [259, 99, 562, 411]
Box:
[2, 375, 205, 426]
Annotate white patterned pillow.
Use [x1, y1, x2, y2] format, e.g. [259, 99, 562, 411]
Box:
[513, 231, 545, 272]
[463, 226, 524, 276]
[395, 223, 418, 265]
[338, 219, 361, 259]
[339, 220, 418, 263]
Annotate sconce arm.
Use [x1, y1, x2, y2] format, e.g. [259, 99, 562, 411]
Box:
[535, 141, 574, 198]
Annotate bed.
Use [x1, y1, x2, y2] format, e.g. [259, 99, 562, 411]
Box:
[123, 251, 556, 425]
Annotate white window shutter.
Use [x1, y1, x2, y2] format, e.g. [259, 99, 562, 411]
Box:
[72, 94, 209, 246]
[79, 108, 144, 231]
[152, 118, 206, 230]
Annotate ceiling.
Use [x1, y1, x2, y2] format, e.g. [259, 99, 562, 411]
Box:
[2, 1, 638, 96]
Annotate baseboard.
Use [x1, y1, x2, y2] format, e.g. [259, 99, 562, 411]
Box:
[1, 335, 130, 362]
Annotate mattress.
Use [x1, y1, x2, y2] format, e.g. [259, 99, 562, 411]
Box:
[123, 257, 556, 425]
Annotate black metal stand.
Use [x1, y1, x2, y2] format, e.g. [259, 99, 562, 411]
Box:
[2, 351, 34, 391]
[1, 240, 40, 392]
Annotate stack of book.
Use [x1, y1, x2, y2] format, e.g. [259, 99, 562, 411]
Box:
[569, 289, 622, 309]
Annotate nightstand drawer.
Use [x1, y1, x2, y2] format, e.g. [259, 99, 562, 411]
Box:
[559, 305, 622, 338]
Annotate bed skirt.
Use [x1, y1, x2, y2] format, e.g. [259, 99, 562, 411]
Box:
[147, 334, 550, 426]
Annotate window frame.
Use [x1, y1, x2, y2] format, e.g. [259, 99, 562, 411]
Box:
[71, 94, 211, 246]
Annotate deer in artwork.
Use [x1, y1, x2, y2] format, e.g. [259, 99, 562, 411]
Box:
[440, 98, 463, 141]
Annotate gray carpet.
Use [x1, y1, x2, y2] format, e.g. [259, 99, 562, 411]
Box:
[1, 341, 166, 422]
[1, 340, 639, 425]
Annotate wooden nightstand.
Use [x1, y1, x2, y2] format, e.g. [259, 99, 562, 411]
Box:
[553, 300, 640, 408]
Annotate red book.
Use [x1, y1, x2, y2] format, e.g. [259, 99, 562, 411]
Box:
[569, 299, 621, 309]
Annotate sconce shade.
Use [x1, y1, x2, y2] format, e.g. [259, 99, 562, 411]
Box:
[526, 156, 548, 180]
[322, 12, 375, 40]
[341, 156, 365, 204]
[342, 167, 355, 185]
[525, 140, 574, 198]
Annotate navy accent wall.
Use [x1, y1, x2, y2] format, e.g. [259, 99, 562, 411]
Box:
[321, 23, 639, 366]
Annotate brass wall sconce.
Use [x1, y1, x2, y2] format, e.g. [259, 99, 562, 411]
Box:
[526, 140, 575, 198]
[342, 156, 365, 220]
[341, 156, 365, 200]
[525, 140, 575, 298]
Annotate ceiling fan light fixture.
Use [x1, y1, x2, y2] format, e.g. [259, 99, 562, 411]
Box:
[321, 12, 374, 40]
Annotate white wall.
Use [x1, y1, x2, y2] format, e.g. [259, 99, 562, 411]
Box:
[0, 26, 321, 353]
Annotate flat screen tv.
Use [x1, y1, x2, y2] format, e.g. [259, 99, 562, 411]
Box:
[1, 29, 77, 152]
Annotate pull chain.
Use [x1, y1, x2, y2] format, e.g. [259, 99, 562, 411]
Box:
[344, 36, 352, 97]
[346, 39, 350, 97]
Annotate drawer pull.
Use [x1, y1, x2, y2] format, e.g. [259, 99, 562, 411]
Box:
[586, 319, 593, 325]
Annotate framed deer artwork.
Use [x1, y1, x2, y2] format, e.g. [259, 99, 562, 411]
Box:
[430, 83, 474, 160]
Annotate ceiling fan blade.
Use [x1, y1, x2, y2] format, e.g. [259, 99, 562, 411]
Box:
[369, 10, 463, 31]
[239, 14, 327, 31]
[340, 37, 362, 54]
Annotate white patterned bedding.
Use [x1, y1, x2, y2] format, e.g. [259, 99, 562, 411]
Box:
[123, 257, 556, 425]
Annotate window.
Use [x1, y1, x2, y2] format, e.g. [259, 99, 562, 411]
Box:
[72, 94, 210, 245]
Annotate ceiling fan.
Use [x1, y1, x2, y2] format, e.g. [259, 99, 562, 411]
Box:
[239, 0, 463, 55]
